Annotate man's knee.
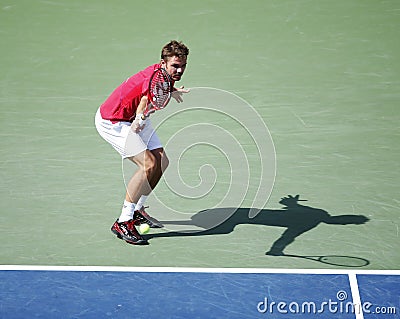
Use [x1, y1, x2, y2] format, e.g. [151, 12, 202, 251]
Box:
[142, 151, 157, 175]
[150, 148, 169, 173]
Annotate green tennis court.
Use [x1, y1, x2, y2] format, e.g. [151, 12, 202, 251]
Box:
[1, 0, 399, 270]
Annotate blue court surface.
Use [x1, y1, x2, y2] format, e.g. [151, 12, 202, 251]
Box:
[1, 266, 398, 319]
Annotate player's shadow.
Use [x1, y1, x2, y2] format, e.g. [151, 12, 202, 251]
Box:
[148, 195, 369, 258]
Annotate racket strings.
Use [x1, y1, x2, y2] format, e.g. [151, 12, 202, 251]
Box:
[149, 71, 171, 109]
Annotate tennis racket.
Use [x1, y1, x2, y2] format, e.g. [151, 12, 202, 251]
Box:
[139, 68, 173, 125]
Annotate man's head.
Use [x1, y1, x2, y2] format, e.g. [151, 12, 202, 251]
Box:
[160, 40, 189, 82]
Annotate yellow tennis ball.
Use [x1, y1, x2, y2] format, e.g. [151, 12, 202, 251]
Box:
[139, 223, 150, 234]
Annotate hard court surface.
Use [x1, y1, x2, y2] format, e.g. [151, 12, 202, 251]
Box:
[0, 1, 398, 318]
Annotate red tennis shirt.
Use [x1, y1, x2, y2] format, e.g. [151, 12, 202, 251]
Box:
[100, 63, 160, 122]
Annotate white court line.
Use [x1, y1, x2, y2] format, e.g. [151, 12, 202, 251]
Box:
[1, 265, 400, 275]
[349, 273, 364, 319]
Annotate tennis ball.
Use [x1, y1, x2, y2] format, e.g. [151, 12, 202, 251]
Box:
[139, 223, 150, 234]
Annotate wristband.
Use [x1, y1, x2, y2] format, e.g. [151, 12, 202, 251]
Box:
[137, 114, 147, 126]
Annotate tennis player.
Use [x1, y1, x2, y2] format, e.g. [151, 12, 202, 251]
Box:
[95, 40, 189, 245]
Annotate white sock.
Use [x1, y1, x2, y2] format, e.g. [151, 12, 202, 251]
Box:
[135, 195, 148, 211]
[118, 200, 136, 222]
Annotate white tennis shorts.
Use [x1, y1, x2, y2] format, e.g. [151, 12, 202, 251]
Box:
[95, 108, 163, 158]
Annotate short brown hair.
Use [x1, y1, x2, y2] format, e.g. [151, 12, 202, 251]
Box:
[161, 40, 189, 60]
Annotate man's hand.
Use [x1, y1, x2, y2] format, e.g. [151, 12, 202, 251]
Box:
[131, 113, 146, 133]
[131, 96, 149, 133]
[172, 86, 190, 103]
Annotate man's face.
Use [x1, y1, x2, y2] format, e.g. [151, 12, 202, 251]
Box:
[161, 56, 187, 82]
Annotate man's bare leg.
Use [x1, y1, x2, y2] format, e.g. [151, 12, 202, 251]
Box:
[122, 148, 168, 228]
[125, 149, 156, 203]
[111, 150, 155, 244]
[148, 147, 169, 190]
